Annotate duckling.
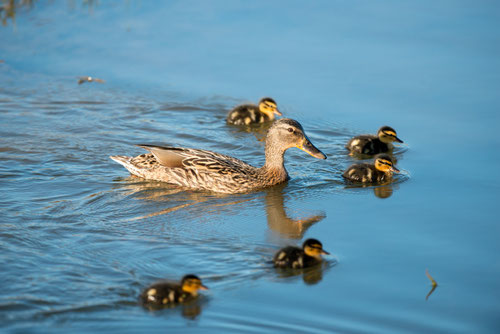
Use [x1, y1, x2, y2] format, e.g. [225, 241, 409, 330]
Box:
[345, 126, 403, 155]
[140, 274, 208, 308]
[343, 154, 400, 183]
[226, 97, 282, 125]
[273, 238, 329, 269]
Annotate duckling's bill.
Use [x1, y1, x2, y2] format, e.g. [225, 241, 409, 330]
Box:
[391, 165, 400, 173]
[297, 137, 327, 160]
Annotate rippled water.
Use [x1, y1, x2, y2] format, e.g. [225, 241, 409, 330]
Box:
[1, 1, 500, 333]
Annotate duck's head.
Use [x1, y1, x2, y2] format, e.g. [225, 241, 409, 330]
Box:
[266, 118, 327, 159]
[258, 97, 282, 119]
[377, 126, 403, 144]
[303, 238, 330, 259]
[181, 274, 208, 296]
[374, 154, 400, 174]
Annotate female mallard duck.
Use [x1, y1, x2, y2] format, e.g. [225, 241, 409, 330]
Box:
[110, 118, 326, 194]
[343, 154, 400, 183]
[226, 97, 282, 125]
[345, 126, 403, 155]
[274, 238, 329, 269]
[140, 274, 208, 307]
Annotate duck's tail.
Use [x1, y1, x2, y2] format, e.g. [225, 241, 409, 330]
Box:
[110, 155, 145, 178]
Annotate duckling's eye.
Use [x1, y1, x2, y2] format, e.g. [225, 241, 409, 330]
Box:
[287, 128, 294, 133]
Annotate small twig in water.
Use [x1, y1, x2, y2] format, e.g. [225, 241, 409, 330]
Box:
[78, 76, 105, 85]
[425, 269, 438, 300]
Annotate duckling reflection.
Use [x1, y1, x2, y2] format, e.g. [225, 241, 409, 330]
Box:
[373, 184, 393, 198]
[274, 261, 328, 285]
[344, 182, 396, 199]
[265, 184, 326, 239]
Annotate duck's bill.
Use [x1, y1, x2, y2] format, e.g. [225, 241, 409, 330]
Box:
[298, 137, 327, 160]
[321, 249, 330, 255]
[274, 109, 282, 116]
[391, 166, 400, 173]
[199, 284, 209, 290]
[394, 136, 404, 143]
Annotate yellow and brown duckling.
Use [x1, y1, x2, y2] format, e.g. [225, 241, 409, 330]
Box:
[345, 126, 403, 155]
[110, 118, 326, 194]
[343, 153, 400, 183]
[226, 97, 282, 125]
[273, 238, 329, 269]
[140, 274, 208, 308]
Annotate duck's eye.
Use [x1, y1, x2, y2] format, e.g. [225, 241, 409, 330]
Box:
[287, 128, 294, 133]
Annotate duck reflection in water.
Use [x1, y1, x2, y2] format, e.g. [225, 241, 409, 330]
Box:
[264, 184, 326, 239]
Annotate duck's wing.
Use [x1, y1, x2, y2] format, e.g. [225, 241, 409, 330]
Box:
[137, 144, 254, 173]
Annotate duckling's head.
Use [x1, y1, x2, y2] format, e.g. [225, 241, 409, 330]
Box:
[266, 118, 326, 159]
[377, 126, 403, 144]
[181, 274, 208, 296]
[374, 154, 400, 174]
[258, 97, 282, 119]
[303, 238, 330, 259]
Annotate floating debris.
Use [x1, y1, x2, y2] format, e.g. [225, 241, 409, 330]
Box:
[425, 269, 438, 300]
[78, 76, 105, 85]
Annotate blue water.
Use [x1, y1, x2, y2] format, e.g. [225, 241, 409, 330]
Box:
[1, 1, 500, 333]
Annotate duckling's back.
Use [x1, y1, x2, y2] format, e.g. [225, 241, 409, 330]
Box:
[346, 134, 389, 155]
[227, 104, 270, 125]
[343, 163, 384, 183]
[140, 281, 193, 307]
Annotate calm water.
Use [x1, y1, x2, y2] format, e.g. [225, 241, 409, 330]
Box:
[1, 1, 500, 333]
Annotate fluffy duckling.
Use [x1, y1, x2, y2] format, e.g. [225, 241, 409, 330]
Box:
[140, 274, 208, 307]
[343, 154, 400, 183]
[226, 97, 282, 125]
[345, 126, 403, 155]
[274, 238, 329, 269]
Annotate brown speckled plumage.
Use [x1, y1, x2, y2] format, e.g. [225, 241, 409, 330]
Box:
[110, 118, 326, 194]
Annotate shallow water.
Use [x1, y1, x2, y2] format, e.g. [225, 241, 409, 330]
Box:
[1, 1, 500, 333]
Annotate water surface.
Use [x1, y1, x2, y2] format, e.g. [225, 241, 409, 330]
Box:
[1, 1, 500, 333]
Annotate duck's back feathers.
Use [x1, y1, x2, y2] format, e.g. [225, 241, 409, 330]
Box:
[111, 145, 276, 193]
[345, 134, 389, 155]
[227, 104, 272, 125]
